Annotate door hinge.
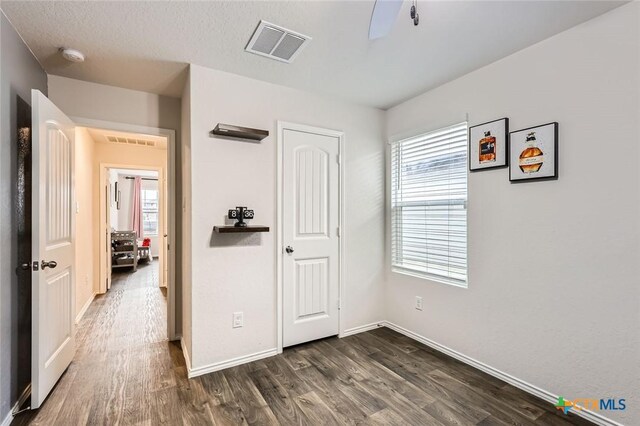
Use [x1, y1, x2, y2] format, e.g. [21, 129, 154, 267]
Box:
[336, 154, 341, 165]
[337, 227, 341, 237]
[337, 299, 341, 310]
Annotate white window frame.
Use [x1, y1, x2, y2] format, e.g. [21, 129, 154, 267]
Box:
[390, 122, 468, 288]
[142, 188, 159, 237]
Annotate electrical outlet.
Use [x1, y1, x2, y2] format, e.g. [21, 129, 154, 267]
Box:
[232, 312, 243, 328]
[415, 296, 423, 311]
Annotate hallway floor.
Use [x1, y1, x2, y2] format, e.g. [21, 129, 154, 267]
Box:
[13, 262, 179, 425]
[14, 262, 591, 425]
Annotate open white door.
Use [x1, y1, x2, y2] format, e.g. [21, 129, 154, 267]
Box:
[282, 125, 341, 347]
[31, 89, 76, 408]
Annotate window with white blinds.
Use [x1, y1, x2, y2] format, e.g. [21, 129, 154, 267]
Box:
[391, 122, 468, 286]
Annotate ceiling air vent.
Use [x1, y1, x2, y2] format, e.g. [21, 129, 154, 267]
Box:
[245, 21, 311, 63]
[105, 135, 156, 147]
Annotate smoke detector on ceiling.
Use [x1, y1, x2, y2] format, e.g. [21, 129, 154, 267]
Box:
[245, 21, 311, 63]
[60, 48, 85, 63]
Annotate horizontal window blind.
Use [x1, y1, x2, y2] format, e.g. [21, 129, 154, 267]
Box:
[391, 122, 468, 285]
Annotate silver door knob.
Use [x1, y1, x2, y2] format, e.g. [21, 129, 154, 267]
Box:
[41, 260, 57, 269]
[285, 246, 294, 254]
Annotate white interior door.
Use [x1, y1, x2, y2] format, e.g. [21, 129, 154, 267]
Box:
[282, 126, 340, 347]
[31, 89, 76, 408]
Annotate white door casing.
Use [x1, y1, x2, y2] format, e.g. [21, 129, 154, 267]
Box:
[31, 89, 76, 408]
[104, 175, 112, 291]
[281, 125, 341, 347]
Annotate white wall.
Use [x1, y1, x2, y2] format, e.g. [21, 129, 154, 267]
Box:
[181, 70, 192, 361]
[48, 75, 181, 132]
[385, 3, 639, 424]
[185, 65, 386, 369]
[74, 128, 97, 319]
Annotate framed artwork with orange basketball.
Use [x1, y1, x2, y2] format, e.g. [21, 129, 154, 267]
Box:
[469, 117, 509, 171]
[509, 122, 558, 182]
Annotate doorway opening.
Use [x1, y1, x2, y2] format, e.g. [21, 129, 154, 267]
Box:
[74, 124, 175, 341]
[103, 167, 165, 290]
[25, 91, 179, 410]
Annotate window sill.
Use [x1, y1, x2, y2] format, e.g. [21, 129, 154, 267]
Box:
[391, 268, 468, 289]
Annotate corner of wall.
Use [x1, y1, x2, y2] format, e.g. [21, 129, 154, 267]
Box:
[180, 65, 192, 361]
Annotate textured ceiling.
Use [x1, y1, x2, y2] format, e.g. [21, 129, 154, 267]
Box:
[0, 1, 625, 109]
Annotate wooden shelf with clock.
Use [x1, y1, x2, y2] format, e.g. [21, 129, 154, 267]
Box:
[213, 206, 269, 233]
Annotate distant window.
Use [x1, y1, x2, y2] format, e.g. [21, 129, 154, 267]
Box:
[391, 122, 468, 287]
[142, 189, 159, 236]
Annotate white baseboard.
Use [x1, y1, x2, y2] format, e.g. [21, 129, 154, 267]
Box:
[75, 292, 96, 324]
[381, 321, 623, 426]
[180, 337, 192, 372]
[340, 321, 384, 337]
[182, 321, 382, 379]
[187, 348, 278, 379]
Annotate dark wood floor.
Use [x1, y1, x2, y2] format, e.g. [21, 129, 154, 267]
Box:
[14, 262, 591, 425]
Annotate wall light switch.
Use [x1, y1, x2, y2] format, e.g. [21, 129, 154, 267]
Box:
[233, 312, 244, 328]
[415, 296, 423, 311]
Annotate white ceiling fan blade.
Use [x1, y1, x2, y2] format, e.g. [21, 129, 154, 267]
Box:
[369, 0, 404, 40]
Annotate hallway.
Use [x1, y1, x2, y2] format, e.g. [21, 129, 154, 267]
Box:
[13, 263, 181, 424]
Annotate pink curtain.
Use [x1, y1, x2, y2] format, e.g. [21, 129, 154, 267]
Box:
[131, 177, 143, 238]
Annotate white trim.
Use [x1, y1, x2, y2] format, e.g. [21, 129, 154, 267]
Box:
[276, 121, 345, 353]
[382, 321, 623, 426]
[186, 348, 278, 379]
[73, 116, 177, 341]
[391, 268, 468, 289]
[339, 322, 384, 338]
[180, 337, 192, 372]
[75, 293, 96, 324]
[276, 121, 283, 353]
[69, 117, 174, 141]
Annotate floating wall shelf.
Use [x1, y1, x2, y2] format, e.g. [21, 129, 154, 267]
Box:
[214, 225, 270, 233]
[210, 123, 269, 141]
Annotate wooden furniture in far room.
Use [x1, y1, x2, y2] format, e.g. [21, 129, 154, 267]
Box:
[111, 231, 138, 272]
